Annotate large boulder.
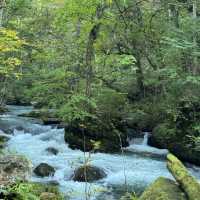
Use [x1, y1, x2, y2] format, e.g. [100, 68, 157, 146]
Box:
[167, 154, 200, 200]
[65, 120, 128, 153]
[19, 110, 61, 125]
[0, 155, 31, 186]
[0, 106, 8, 114]
[34, 163, 55, 177]
[148, 123, 200, 165]
[139, 177, 187, 200]
[148, 97, 200, 166]
[42, 118, 61, 125]
[73, 165, 106, 182]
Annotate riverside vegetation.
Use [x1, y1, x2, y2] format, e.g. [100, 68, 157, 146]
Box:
[0, 0, 200, 199]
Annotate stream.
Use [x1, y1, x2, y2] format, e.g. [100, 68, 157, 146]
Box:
[1, 105, 200, 200]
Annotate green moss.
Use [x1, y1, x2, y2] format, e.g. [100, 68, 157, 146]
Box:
[139, 177, 187, 200]
[167, 154, 200, 200]
[5, 182, 64, 200]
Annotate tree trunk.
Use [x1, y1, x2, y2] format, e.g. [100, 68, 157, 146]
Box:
[192, 0, 198, 75]
[167, 154, 200, 200]
[85, 23, 101, 97]
[0, 0, 5, 27]
[85, 4, 105, 97]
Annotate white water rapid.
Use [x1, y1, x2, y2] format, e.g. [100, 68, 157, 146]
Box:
[1, 106, 200, 200]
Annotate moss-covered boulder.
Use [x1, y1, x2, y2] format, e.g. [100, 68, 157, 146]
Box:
[0, 155, 31, 186]
[0, 106, 8, 114]
[139, 177, 187, 200]
[167, 154, 200, 200]
[148, 97, 200, 166]
[0, 131, 10, 149]
[19, 110, 61, 125]
[73, 165, 106, 182]
[64, 120, 128, 153]
[148, 123, 200, 165]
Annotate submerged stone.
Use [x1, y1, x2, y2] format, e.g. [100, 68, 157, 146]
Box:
[45, 147, 59, 155]
[73, 165, 106, 182]
[34, 163, 55, 177]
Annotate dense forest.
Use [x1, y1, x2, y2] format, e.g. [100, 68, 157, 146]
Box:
[0, 0, 200, 200]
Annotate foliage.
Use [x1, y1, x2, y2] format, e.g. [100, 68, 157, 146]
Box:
[58, 94, 97, 122]
[6, 182, 64, 200]
[0, 28, 25, 78]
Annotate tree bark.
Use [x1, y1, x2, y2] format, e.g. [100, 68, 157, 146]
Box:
[85, 23, 101, 97]
[0, 0, 5, 27]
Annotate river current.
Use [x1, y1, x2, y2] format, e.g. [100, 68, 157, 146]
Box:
[0, 105, 200, 200]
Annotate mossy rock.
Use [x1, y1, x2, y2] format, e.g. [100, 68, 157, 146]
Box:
[124, 111, 155, 132]
[19, 110, 61, 125]
[64, 120, 128, 153]
[149, 123, 200, 165]
[0, 106, 8, 114]
[167, 154, 200, 200]
[139, 177, 187, 200]
[4, 182, 64, 200]
[0, 132, 10, 149]
[0, 155, 32, 186]
[18, 110, 51, 118]
[73, 165, 106, 182]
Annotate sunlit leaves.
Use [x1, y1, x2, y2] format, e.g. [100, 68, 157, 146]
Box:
[0, 28, 25, 78]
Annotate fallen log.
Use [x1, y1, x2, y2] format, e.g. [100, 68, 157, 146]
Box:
[167, 153, 200, 200]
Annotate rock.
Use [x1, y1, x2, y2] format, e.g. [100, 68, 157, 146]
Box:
[0, 106, 8, 114]
[0, 132, 11, 148]
[19, 110, 45, 118]
[45, 147, 59, 155]
[148, 123, 200, 166]
[0, 130, 11, 143]
[6, 97, 31, 106]
[148, 97, 200, 166]
[0, 155, 31, 186]
[139, 177, 187, 200]
[40, 192, 58, 200]
[167, 154, 200, 200]
[73, 165, 106, 182]
[123, 111, 154, 132]
[34, 163, 55, 177]
[64, 121, 128, 153]
[42, 118, 61, 125]
[19, 110, 61, 125]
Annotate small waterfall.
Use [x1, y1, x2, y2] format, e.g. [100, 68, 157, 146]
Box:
[142, 132, 149, 146]
[126, 132, 169, 157]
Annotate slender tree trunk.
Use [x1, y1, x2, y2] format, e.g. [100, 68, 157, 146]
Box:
[85, 4, 105, 97]
[192, 0, 198, 75]
[135, 55, 145, 98]
[0, 0, 5, 27]
[85, 24, 101, 97]
[169, 4, 179, 28]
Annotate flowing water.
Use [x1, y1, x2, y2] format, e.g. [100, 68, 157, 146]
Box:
[1, 105, 200, 200]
